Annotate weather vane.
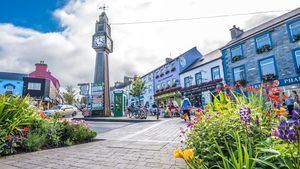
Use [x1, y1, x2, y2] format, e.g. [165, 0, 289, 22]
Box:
[99, 4, 108, 12]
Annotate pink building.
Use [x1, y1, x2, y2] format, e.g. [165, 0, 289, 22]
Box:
[29, 61, 60, 89]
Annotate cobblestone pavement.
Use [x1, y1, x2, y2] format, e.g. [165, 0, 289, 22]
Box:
[0, 118, 186, 169]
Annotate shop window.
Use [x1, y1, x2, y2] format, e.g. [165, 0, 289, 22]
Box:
[184, 77, 192, 88]
[167, 80, 171, 88]
[211, 66, 220, 80]
[288, 20, 300, 42]
[230, 45, 243, 63]
[195, 72, 202, 85]
[255, 33, 272, 54]
[294, 49, 300, 72]
[28, 82, 41, 90]
[259, 57, 277, 82]
[172, 78, 177, 87]
[233, 66, 246, 82]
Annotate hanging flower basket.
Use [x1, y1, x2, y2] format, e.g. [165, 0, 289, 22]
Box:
[171, 67, 176, 72]
[256, 44, 272, 54]
[156, 75, 159, 79]
[165, 70, 170, 74]
[232, 55, 242, 63]
[262, 73, 277, 82]
[160, 73, 164, 77]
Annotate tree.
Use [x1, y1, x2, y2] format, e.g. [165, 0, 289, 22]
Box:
[129, 76, 146, 105]
[62, 85, 77, 105]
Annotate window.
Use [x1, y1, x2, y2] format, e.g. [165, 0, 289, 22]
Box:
[288, 20, 300, 42]
[161, 83, 166, 89]
[233, 66, 246, 82]
[230, 45, 243, 62]
[255, 33, 272, 53]
[167, 80, 171, 88]
[195, 72, 202, 85]
[259, 57, 276, 76]
[165, 65, 169, 71]
[211, 66, 220, 80]
[28, 82, 41, 90]
[5, 84, 14, 94]
[172, 78, 177, 87]
[294, 49, 300, 69]
[184, 77, 192, 88]
[98, 23, 104, 32]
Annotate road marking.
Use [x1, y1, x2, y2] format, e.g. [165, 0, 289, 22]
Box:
[120, 119, 172, 141]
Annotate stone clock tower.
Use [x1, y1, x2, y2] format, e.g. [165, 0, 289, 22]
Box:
[92, 9, 113, 116]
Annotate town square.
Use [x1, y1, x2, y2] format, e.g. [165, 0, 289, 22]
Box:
[0, 0, 300, 168]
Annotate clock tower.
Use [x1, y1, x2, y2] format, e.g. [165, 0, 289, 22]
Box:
[92, 8, 113, 116]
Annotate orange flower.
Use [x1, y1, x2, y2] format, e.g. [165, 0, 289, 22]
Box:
[5, 134, 11, 139]
[282, 94, 288, 99]
[275, 107, 288, 117]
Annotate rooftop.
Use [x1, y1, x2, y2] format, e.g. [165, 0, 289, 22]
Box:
[223, 7, 300, 49]
[0, 72, 27, 81]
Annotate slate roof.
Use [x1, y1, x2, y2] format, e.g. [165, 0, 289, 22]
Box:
[222, 7, 300, 49]
[180, 49, 221, 74]
[0, 72, 27, 81]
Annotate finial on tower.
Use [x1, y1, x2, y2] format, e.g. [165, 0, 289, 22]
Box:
[99, 4, 108, 12]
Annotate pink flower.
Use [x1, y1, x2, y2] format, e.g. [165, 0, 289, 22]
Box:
[186, 121, 194, 128]
[271, 129, 279, 138]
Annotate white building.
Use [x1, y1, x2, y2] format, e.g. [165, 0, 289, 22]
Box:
[179, 49, 224, 107]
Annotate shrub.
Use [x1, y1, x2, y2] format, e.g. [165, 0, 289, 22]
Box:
[25, 132, 47, 151]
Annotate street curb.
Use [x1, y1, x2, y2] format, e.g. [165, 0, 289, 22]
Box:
[73, 117, 161, 123]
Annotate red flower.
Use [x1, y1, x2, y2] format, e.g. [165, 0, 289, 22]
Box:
[282, 94, 288, 99]
[235, 81, 241, 87]
[246, 85, 251, 92]
[5, 134, 11, 140]
[271, 87, 281, 93]
[215, 88, 221, 92]
[23, 127, 29, 132]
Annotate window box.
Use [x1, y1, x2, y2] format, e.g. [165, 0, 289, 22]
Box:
[256, 44, 272, 54]
[235, 79, 247, 86]
[171, 67, 176, 72]
[232, 55, 242, 63]
[160, 73, 164, 77]
[165, 70, 170, 74]
[262, 73, 277, 82]
[155, 75, 159, 79]
[294, 33, 300, 42]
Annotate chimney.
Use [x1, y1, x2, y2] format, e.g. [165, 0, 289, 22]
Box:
[165, 58, 172, 63]
[35, 60, 48, 72]
[230, 25, 244, 40]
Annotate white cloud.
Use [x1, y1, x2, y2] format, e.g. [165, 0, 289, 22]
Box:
[0, 0, 299, 87]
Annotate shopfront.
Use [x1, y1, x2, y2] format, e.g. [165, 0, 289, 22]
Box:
[182, 80, 223, 107]
[154, 89, 182, 108]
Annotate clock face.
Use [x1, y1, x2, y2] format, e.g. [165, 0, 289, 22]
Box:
[180, 57, 186, 67]
[107, 37, 112, 51]
[94, 36, 105, 47]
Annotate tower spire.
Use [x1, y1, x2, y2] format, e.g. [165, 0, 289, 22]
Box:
[99, 4, 108, 12]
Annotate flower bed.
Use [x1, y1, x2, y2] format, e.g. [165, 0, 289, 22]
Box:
[0, 95, 97, 156]
[175, 83, 300, 168]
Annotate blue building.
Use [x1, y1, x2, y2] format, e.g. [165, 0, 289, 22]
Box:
[0, 72, 27, 96]
[221, 8, 300, 95]
[154, 47, 203, 107]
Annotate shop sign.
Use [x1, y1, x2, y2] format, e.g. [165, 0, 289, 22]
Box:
[251, 75, 300, 88]
[91, 83, 104, 110]
[79, 83, 90, 96]
[91, 83, 103, 96]
[155, 91, 181, 100]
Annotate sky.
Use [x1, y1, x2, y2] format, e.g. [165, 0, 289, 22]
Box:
[0, 0, 299, 87]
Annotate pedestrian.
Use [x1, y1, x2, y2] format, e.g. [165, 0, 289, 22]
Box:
[285, 94, 294, 117]
[181, 97, 191, 121]
[294, 94, 300, 111]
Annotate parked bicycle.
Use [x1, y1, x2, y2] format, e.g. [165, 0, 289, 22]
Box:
[127, 104, 148, 119]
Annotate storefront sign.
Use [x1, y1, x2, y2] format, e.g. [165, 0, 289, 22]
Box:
[155, 91, 181, 100]
[91, 83, 104, 110]
[91, 83, 103, 96]
[251, 75, 300, 88]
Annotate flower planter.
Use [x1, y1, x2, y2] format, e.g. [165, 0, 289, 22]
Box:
[171, 67, 176, 72]
[165, 70, 170, 74]
[293, 33, 300, 41]
[160, 74, 164, 77]
[256, 44, 272, 54]
[262, 73, 277, 82]
[232, 55, 242, 63]
[155, 75, 159, 79]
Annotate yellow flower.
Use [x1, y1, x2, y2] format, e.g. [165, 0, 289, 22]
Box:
[275, 107, 288, 117]
[183, 149, 194, 161]
[173, 148, 183, 158]
[197, 159, 204, 164]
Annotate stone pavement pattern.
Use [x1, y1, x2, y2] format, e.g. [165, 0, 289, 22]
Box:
[0, 118, 186, 169]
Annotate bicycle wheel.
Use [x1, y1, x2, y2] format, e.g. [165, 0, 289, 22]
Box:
[129, 111, 133, 118]
[134, 111, 140, 119]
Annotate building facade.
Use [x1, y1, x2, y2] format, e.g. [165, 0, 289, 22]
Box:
[222, 8, 300, 95]
[26, 61, 61, 109]
[0, 72, 27, 96]
[141, 72, 154, 107]
[180, 49, 224, 106]
[154, 47, 203, 107]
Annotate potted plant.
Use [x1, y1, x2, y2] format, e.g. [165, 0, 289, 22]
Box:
[232, 55, 242, 63]
[256, 44, 272, 54]
[262, 73, 277, 82]
[294, 33, 300, 41]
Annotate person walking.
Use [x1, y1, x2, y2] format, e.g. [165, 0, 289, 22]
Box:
[285, 95, 294, 117]
[181, 97, 191, 121]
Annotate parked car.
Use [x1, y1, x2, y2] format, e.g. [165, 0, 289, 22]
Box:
[44, 105, 78, 117]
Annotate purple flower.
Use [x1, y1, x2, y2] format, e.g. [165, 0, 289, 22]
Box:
[278, 119, 295, 142]
[239, 107, 251, 125]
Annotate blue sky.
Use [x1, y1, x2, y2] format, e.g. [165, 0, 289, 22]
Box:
[0, 0, 69, 32]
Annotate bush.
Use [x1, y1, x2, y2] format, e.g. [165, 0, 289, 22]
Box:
[25, 132, 47, 151]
